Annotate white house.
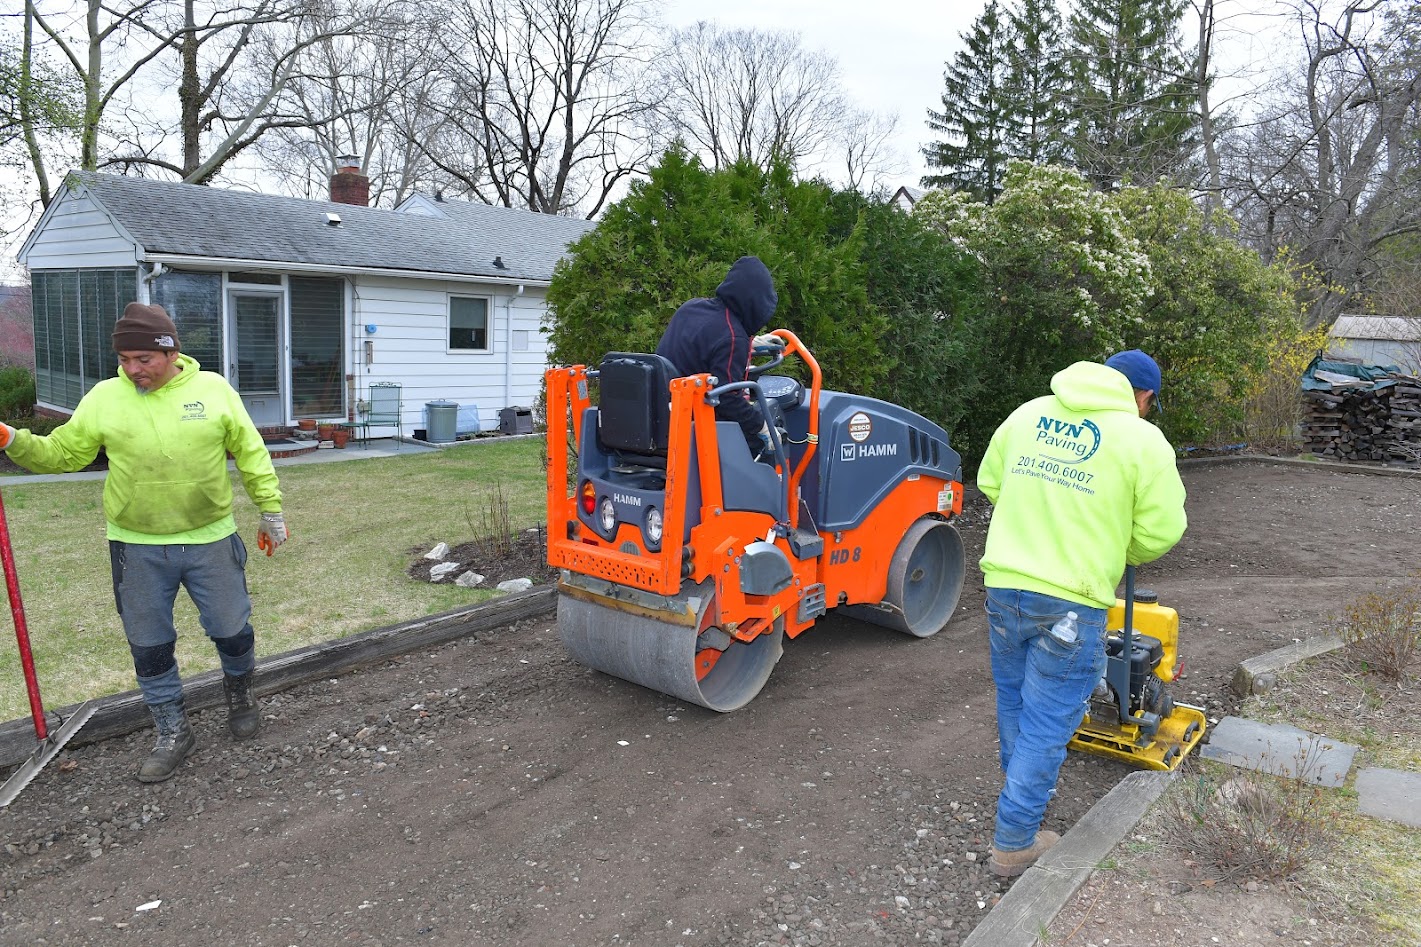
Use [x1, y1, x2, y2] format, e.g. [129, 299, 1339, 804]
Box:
[891, 185, 926, 213]
[1328, 315, 1421, 373]
[17, 166, 596, 437]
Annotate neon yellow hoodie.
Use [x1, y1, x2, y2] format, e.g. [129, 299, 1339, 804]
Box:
[6, 354, 281, 543]
[977, 361, 1187, 609]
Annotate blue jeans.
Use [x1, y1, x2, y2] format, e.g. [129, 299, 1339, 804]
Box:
[109, 535, 256, 706]
[986, 587, 1106, 852]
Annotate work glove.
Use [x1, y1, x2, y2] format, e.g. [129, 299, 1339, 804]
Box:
[752, 333, 784, 350]
[256, 512, 288, 556]
[0, 422, 14, 451]
[755, 423, 774, 461]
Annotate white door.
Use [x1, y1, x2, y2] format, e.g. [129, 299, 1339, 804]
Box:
[228, 291, 285, 426]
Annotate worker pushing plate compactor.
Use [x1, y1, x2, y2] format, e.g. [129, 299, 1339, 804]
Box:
[545, 331, 1206, 770]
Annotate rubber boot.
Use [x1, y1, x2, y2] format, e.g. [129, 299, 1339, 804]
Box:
[137, 699, 196, 783]
[223, 671, 261, 739]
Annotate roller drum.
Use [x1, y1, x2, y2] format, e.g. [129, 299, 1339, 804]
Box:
[558, 582, 784, 713]
[842, 519, 965, 637]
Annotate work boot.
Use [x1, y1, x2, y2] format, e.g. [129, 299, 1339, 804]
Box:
[137, 700, 196, 783]
[989, 830, 1061, 878]
[223, 671, 261, 739]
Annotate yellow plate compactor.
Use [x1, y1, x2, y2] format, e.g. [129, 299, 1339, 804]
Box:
[1068, 566, 1207, 771]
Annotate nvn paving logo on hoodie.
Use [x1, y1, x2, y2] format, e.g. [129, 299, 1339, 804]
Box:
[1034, 416, 1101, 464]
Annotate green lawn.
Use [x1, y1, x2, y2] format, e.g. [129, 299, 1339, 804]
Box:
[0, 439, 547, 721]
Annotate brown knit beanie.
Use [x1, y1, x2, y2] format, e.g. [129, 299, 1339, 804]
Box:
[112, 302, 180, 352]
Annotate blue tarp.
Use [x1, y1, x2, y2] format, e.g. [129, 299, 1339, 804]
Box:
[1301, 354, 1400, 393]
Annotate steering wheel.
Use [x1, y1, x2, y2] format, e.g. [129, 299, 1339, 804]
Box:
[748, 341, 786, 379]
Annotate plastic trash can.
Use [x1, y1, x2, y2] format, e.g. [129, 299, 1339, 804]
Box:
[425, 400, 459, 443]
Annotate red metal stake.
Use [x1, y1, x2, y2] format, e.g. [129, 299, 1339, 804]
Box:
[0, 488, 47, 741]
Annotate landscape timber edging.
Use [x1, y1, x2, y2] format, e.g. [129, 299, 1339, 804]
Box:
[0, 586, 557, 771]
[961, 769, 1176, 947]
[1231, 633, 1347, 697]
[1176, 452, 1421, 478]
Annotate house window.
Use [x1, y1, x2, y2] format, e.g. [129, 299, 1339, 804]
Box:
[150, 271, 222, 372]
[449, 295, 489, 351]
[290, 277, 345, 416]
[32, 268, 136, 409]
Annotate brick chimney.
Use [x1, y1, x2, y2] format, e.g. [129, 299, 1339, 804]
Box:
[330, 154, 369, 207]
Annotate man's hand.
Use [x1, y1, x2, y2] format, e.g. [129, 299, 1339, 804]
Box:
[257, 512, 288, 555]
[0, 422, 15, 451]
[752, 333, 783, 350]
[755, 423, 774, 460]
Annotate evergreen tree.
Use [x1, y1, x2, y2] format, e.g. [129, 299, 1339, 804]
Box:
[921, 1, 1015, 202]
[1002, 0, 1069, 164]
[1064, 0, 1200, 190]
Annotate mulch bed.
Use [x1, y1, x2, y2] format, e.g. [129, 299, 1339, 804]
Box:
[406, 526, 558, 587]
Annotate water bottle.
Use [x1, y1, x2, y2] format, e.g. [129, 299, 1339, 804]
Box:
[1050, 611, 1079, 644]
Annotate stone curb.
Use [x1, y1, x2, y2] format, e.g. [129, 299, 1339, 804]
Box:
[962, 770, 1175, 947]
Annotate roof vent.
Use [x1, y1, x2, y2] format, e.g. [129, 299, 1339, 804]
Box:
[493, 256, 507, 269]
[326, 212, 342, 227]
[434, 189, 445, 203]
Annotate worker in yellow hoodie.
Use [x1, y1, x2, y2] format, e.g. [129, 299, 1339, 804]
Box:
[976, 350, 1186, 877]
[0, 303, 287, 783]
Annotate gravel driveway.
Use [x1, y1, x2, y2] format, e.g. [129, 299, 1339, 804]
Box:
[1, 460, 1413, 947]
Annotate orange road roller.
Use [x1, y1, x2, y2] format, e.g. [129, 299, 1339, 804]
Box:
[545, 331, 967, 711]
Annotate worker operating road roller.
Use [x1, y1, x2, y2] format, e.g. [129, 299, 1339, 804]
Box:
[655, 255, 782, 459]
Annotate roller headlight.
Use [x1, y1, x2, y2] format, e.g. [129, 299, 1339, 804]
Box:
[598, 497, 616, 534]
[645, 507, 663, 546]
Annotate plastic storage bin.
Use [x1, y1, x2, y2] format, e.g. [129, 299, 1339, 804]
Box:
[499, 406, 533, 435]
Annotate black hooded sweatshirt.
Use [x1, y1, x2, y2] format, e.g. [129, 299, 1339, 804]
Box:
[655, 256, 778, 445]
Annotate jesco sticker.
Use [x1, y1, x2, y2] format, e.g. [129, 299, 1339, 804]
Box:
[848, 411, 872, 443]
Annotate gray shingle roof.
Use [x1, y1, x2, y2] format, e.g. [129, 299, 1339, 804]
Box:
[75, 172, 596, 282]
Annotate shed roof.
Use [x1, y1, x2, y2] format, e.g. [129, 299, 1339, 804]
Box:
[62, 172, 596, 283]
[1330, 314, 1421, 342]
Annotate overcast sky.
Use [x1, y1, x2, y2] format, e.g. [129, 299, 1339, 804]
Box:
[658, 0, 1291, 190]
[658, 0, 979, 188]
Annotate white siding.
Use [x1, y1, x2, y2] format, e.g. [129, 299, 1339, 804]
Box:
[349, 275, 554, 434]
[22, 191, 140, 270]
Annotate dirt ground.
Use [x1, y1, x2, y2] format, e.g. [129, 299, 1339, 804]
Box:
[1045, 648, 1421, 947]
[0, 460, 1415, 947]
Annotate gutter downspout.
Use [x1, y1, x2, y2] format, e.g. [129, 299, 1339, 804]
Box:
[504, 285, 523, 413]
[139, 261, 167, 304]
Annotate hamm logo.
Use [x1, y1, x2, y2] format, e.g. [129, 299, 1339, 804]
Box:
[1035, 416, 1100, 463]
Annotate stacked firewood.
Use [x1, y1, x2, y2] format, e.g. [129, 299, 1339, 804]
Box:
[1301, 371, 1421, 467]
